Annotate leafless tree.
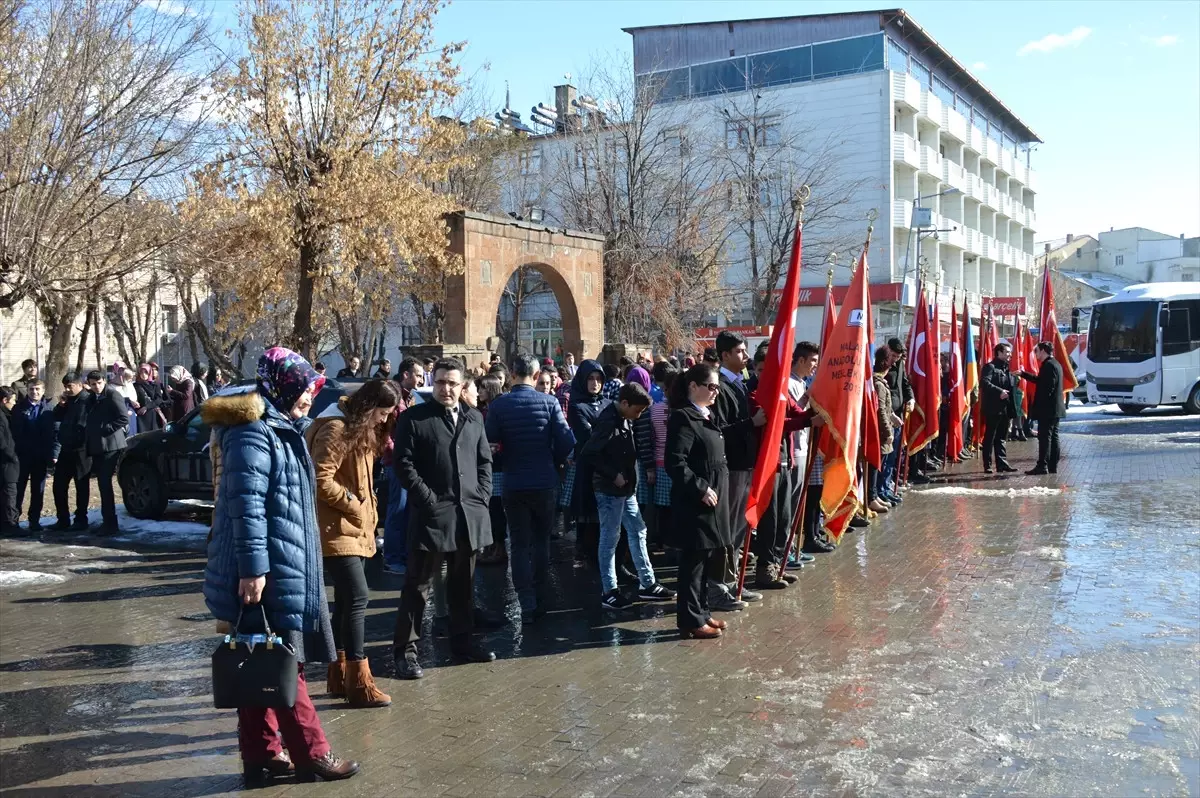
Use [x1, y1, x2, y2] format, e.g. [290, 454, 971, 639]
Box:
[0, 0, 219, 384]
[712, 84, 874, 324]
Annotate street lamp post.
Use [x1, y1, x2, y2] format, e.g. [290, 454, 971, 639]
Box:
[897, 187, 961, 337]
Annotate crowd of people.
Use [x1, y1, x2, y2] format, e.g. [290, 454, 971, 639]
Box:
[0, 359, 228, 534]
[0, 326, 1069, 785]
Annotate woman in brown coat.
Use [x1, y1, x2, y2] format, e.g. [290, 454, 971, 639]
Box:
[305, 379, 401, 708]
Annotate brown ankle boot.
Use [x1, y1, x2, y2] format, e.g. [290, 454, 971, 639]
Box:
[345, 658, 391, 708]
[327, 651, 346, 697]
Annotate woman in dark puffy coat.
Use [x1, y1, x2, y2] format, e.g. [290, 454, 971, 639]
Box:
[665, 363, 732, 640]
[566, 359, 610, 568]
[202, 347, 359, 786]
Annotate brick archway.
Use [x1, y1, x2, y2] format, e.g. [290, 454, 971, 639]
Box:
[444, 211, 605, 359]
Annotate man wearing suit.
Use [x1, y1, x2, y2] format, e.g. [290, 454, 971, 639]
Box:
[84, 370, 129, 533]
[711, 331, 767, 610]
[979, 343, 1019, 474]
[1021, 342, 1066, 475]
[392, 358, 495, 679]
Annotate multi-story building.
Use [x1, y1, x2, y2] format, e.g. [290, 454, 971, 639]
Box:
[507, 9, 1043, 344]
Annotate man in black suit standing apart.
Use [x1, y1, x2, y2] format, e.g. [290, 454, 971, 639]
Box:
[392, 358, 495, 679]
[1021, 342, 1066, 475]
[979, 343, 1019, 474]
[84, 370, 129, 533]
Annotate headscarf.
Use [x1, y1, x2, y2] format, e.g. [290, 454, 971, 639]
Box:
[137, 363, 152, 381]
[625, 366, 651, 392]
[256, 346, 324, 414]
[569, 358, 605, 402]
[168, 365, 188, 383]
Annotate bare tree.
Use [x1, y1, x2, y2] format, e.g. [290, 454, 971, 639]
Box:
[712, 85, 873, 324]
[544, 53, 731, 350]
[0, 0, 219, 384]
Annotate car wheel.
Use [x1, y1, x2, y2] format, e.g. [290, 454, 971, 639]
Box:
[120, 460, 168, 519]
[1185, 385, 1200, 415]
[1117, 403, 1146, 416]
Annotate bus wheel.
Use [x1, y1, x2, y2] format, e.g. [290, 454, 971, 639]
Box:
[1185, 386, 1200, 415]
[1117, 403, 1146, 416]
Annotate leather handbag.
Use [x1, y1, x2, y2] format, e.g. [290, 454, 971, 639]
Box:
[211, 605, 298, 709]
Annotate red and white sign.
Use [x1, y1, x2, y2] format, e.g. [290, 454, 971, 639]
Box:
[693, 324, 771, 339]
[982, 296, 1027, 316]
[789, 283, 903, 305]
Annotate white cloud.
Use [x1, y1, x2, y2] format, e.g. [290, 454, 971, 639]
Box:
[1017, 26, 1093, 56]
[971, 61, 988, 72]
[147, 0, 195, 17]
[1142, 34, 1179, 47]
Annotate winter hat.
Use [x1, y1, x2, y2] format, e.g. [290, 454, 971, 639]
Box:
[256, 347, 325, 414]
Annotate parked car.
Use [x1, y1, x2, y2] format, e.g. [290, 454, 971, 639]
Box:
[118, 380, 360, 520]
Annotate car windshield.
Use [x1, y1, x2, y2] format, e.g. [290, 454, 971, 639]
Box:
[1088, 301, 1158, 364]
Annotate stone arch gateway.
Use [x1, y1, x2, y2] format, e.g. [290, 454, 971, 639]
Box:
[443, 211, 606, 359]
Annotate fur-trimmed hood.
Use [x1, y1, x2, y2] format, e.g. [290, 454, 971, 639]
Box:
[201, 390, 266, 427]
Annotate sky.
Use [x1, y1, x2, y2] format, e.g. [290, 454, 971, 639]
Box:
[198, 0, 1200, 245]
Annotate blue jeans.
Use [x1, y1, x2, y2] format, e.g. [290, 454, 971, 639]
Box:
[503, 489, 557, 612]
[880, 428, 902, 496]
[383, 466, 408, 569]
[595, 493, 655, 595]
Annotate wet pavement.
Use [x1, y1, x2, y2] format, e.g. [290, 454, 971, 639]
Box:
[1, 404, 1198, 797]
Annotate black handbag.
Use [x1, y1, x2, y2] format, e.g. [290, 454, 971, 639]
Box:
[211, 605, 298, 709]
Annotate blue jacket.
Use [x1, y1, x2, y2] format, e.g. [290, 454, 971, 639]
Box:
[201, 390, 325, 634]
[11, 397, 59, 463]
[485, 384, 575, 492]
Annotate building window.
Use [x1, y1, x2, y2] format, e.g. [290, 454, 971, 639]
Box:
[725, 116, 781, 149]
[1181, 273, 1195, 282]
[518, 150, 541, 176]
[886, 37, 908, 73]
[749, 45, 813, 87]
[813, 33, 885, 80]
[661, 128, 690, 156]
[690, 58, 746, 97]
[909, 57, 931, 87]
[162, 305, 179, 335]
[1115, 255, 1125, 266]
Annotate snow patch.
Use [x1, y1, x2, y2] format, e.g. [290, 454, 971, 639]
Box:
[922, 486, 1063, 497]
[0, 570, 67, 587]
[23, 506, 209, 550]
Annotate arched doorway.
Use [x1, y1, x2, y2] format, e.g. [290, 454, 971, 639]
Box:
[442, 211, 605, 360]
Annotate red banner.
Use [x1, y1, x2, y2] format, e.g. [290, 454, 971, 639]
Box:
[946, 295, 966, 461]
[904, 285, 939, 455]
[1039, 266, 1080, 394]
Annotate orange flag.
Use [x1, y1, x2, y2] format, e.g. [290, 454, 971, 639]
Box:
[946, 293, 966, 461]
[1039, 261, 1080, 394]
[809, 255, 870, 544]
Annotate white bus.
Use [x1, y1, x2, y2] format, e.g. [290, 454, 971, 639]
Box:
[1086, 283, 1200, 414]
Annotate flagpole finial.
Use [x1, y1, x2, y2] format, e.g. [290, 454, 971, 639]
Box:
[865, 207, 878, 240]
[826, 267, 835, 288]
[791, 184, 812, 218]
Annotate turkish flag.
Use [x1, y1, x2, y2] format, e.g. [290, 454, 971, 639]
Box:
[809, 250, 870, 543]
[946, 294, 966, 461]
[744, 222, 804, 530]
[1022, 325, 1039, 416]
[1039, 262, 1080, 394]
[821, 281, 838, 351]
[904, 285, 939, 455]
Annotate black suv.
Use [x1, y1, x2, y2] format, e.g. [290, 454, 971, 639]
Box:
[118, 380, 359, 520]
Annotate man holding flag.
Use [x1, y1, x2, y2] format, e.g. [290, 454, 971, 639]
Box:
[1021, 342, 1066, 475]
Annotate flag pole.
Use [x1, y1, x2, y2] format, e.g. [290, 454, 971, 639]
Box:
[736, 185, 809, 600]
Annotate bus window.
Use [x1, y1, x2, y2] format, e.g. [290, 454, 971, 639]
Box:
[1089, 301, 1158, 363]
[1163, 302, 1196, 356]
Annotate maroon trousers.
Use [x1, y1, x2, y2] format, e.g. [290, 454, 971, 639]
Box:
[237, 669, 329, 763]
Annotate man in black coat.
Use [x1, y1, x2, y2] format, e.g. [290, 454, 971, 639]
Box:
[979, 343, 1019, 474]
[711, 331, 767, 610]
[392, 358, 494, 679]
[1021, 342, 1066, 475]
[52, 373, 91, 531]
[11, 380, 59, 531]
[0, 388, 18, 534]
[84, 370, 129, 533]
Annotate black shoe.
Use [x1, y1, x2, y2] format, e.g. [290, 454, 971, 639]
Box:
[909, 473, 932, 485]
[92, 523, 118, 535]
[709, 590, 748, 612]
[70, 519, 89, 531]
[521, 609, 536, 625]
[28, 521, 42, 532]
[393, 655, 423, 680]
[804, 535, 837, 554]
[450, 644, 496, 664]
[1048, 467, 1057, 474]
[50, 520, 72, 532]
[739, 587, 763, 602]
[1025, 467, 1049, 475]
[849, 515, 870, 528]
[997, 464, 1017, 473]
[637, 582, 675, 601]
[983, 466, 993, 474]
[601, 589, 634, 611]
[474, 609, 507, 630]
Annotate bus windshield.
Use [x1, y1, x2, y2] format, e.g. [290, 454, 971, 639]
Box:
[1088, 301, 1158, 364]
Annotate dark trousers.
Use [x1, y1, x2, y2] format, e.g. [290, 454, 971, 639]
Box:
[0, 467, 17, 532]
[326, 555, 368, 660]
[754, 468, 793, 568]
[710, 469, 752, 589]
[488, 495, 507, 548]
[802, 482, 824, 547]
[982, 416, 1011, 468]
[17, 460, 49, 525]
[53, 451, 90, 525]
[503, 489, 556, 612]
[392, 538, 476, 659]
[237, 669, 329, 764]
[1036, 418, 1061, 471]
[91, 450, 121, 526]
[677, 548, 721, 630]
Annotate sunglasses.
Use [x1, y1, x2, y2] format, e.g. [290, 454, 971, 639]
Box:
[699, 382, 719, 391]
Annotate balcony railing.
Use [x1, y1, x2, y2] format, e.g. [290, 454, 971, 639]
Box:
[892, 133, 920, 169]
[919, 144, 940, 175]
